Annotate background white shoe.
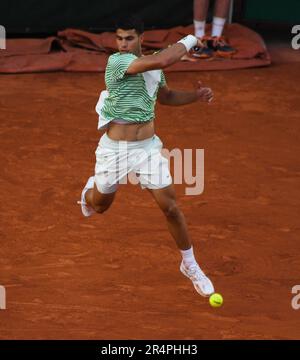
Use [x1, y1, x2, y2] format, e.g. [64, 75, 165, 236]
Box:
[77, 176, 96, 217]
[180, 261, 215, 297]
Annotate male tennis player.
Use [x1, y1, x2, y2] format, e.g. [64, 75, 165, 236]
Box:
[78, 15, 215, 297]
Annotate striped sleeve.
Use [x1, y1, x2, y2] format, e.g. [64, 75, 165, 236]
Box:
[159, 70, 167, 88]
[109, 53, 137, 80]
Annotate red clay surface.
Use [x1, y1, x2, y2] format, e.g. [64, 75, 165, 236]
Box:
[0, 56, 300, 339]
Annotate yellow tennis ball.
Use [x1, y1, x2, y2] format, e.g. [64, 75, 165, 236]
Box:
[209, 293, 223, 307]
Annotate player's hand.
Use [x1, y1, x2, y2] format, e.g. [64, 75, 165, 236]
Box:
[195, 81, 213, 103]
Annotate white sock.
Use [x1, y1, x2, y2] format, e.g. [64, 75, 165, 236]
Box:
[194, 20, 206, 38]
[180, 246, 197, 268]
[211, 17, 226, 37]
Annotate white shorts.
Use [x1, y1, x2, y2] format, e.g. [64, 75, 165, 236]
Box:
[94, 132, 172, 194]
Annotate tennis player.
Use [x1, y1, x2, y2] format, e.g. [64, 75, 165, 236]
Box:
[78, 15, 215, 297]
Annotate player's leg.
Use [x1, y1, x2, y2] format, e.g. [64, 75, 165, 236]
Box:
[146, 184, 192, 251]
[146, 184, 215, 297]
[79, 132, 123, 217]
[136, 138, 191, 251]
[85, 182, 116, 214]
[134, 135, 214, 296]
[79, 175, 117, 217]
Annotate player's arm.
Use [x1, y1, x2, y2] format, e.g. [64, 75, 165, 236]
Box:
[157, 81, 213, 106]
[126, 35, 202, 75]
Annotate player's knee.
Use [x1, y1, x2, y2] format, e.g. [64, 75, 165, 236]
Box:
[94, 203, 110, 214]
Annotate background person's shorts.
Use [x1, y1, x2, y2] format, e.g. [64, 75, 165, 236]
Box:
[94, 132, 172, 194]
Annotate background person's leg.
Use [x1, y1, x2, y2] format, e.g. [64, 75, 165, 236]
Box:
[213, 0, 231, 20]
[210, 0, 236, 57]
[193, 0, 209, 38]
[192, 0, 214, 59]
[194, 0, 210, 22]
[212, 0, 231, 37]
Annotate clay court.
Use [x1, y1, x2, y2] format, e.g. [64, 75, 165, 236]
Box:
[1, 42, 300, 339]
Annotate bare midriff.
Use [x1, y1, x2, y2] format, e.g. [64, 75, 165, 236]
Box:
[106, 120, 155, 141]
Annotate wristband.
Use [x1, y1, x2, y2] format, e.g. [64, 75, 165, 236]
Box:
[177, 35, 198, 52]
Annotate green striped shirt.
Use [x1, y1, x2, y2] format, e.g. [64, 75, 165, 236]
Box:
[101, 52, 167, 123]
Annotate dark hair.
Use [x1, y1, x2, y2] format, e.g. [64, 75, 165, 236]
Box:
[114, 14, 144, 35]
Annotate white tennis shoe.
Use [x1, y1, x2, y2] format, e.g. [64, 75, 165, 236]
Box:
[77, 176, 96, 217]
[180, 261, 214, 297]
